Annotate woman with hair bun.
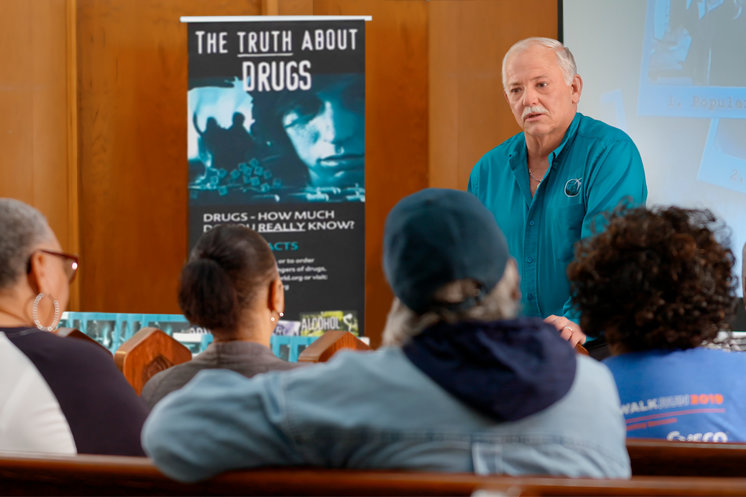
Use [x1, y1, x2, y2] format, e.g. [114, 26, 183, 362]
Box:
[141, 224, 303, 408]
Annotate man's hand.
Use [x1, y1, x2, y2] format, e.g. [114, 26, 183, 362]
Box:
[544, 315, 587, 348]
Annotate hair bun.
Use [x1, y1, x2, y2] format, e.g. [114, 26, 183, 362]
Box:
[178, 258, 238, 331]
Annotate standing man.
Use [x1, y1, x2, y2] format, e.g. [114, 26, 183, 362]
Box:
[468, 37, 647, 353]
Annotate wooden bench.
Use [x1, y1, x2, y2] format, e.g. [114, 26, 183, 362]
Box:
[72, 328, 367, 394]
[73, 327, 585, 395]
[110, 329, 368, 393]
[3, 452, 746, 496]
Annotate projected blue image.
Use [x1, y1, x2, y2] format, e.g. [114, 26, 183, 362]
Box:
[644, 0, 746, 87]
[639, 0, 746, 194]
[640, 0, 746, 118]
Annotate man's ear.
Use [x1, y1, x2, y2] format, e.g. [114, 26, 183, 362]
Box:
[570, 74, 583, 104]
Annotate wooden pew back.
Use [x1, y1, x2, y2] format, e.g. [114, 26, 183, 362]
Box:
[4, 452, 746, 496]
[297, 330, 370, 363]
[627, 438, 746, 477]
[54, 327, 112, 356]
[113, 327, 192, 394]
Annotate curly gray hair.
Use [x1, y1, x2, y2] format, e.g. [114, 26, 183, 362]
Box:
[0, 198, 53, 290]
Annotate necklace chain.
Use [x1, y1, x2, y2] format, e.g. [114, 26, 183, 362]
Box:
[528, 168, 544, 183]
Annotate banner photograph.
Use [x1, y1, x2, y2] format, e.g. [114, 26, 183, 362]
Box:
[182, 16, 368, 336]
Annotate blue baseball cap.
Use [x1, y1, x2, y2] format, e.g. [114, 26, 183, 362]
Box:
[383, 188, 510, 314]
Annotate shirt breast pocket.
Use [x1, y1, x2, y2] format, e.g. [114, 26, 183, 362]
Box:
[552, 203, 585, 262]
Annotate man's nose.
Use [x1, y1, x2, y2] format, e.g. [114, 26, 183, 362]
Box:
[521, 86, 538, 106]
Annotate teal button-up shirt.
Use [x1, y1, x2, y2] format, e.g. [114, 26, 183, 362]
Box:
[468, 113, 647, 322]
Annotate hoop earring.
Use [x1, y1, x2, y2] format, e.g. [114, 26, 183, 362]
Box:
[33, 293, 61, 332]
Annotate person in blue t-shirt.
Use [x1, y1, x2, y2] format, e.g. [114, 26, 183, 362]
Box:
[567, 205, 746, 442]
[468, 37, 647, 357]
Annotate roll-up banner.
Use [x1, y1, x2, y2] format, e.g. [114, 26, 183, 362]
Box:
[181, 16, 370, 337]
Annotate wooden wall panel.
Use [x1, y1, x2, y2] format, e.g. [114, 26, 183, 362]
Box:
[429, 0, 558, 190]
[313, 0, 430, 347]
[0, 0, 78, 306]
[76, 0, 263, 313]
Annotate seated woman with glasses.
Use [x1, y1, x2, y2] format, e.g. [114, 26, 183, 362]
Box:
[0, 198, 148, 455]
[140, 224, 304, 409]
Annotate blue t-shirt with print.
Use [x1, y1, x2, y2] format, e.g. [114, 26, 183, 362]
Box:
[604, 347, 746, 442]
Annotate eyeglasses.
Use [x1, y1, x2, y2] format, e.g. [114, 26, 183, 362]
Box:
[27, 249, 80, 283]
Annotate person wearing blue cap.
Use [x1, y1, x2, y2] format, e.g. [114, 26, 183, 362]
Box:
[141, 188, 630, 483]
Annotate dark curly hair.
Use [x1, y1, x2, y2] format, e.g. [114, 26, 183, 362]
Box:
[567, 206, 738, 352]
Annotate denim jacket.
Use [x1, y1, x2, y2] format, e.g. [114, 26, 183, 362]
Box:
[143, 340, 629, 482]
